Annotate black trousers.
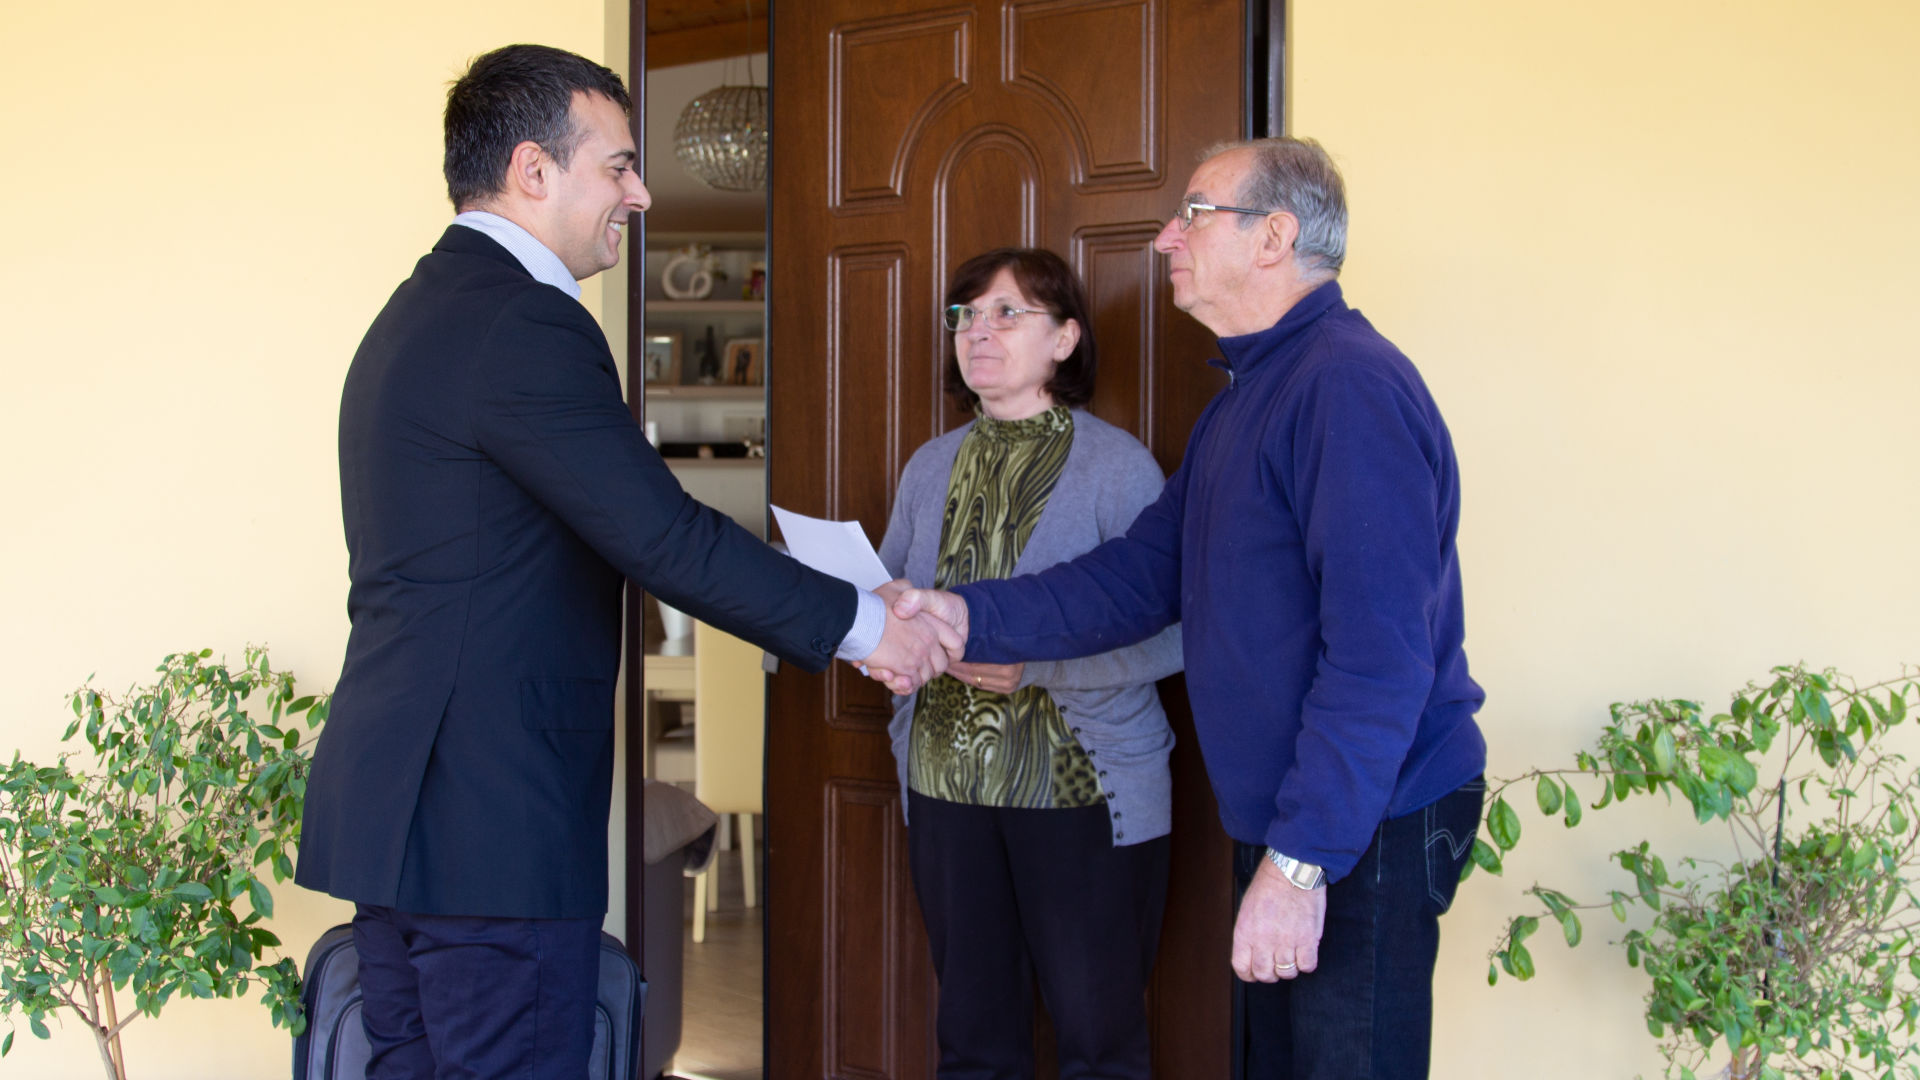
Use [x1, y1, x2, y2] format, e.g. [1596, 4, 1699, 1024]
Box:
[908, 789, 1172, 1080]
[351, 904, 602, 1080]
[1230, 778, 1486, 1080]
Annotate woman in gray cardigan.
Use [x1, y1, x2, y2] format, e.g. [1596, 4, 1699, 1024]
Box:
[877, 248, 1182, 1079]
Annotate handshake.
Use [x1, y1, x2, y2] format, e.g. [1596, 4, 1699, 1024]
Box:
[855, 582, 975, 695]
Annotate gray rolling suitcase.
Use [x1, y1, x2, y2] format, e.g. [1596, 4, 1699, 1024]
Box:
[291, 923, 644, 1080]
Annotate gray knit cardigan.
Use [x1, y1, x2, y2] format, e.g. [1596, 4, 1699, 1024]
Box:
[877, 409, 1184, 846]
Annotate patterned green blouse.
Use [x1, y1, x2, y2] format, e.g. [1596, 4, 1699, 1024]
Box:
[908, 406, 1102, 808]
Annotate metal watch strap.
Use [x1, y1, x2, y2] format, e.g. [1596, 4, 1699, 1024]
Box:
[1263, 846, 1326, 890]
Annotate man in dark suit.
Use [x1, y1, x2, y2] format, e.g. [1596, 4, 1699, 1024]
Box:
[296, 44, 957, 1078]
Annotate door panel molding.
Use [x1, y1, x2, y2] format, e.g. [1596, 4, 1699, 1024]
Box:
[1002, 0, 1163, 188]
[824, 779, 923, 1080]
[829, 10, 975, 211]
[932, 125, 1045, 287]
[1072, 222, 1167, 446]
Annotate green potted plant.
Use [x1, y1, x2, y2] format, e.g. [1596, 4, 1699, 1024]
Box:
[1471, 664, 1920, 1080]
[0, 647, 327, 1080]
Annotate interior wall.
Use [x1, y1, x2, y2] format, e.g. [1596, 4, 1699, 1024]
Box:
[0, 2, 616, 1075]
[1288, 1, 1920, 1075]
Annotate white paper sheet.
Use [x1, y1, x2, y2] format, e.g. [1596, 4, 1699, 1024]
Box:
[770, 505, 891, 591]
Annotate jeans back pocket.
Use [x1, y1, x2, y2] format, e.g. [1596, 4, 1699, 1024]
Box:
[1423, 777, 1486, 914]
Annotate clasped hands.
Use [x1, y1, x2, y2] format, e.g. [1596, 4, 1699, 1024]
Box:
[854, 583, 978, 695]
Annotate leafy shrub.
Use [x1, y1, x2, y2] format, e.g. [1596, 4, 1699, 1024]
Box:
[0, 647, 327, 1080]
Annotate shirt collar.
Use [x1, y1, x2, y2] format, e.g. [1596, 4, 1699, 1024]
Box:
[450, 211, 581, 300]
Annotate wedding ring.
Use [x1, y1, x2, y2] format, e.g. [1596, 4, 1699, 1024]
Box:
[1275, 961, 1297, 972]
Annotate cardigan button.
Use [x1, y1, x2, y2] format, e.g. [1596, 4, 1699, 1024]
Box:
[1115, 831, 1125, 840]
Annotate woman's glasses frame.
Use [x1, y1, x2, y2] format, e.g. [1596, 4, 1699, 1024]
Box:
[944, 303, 1054, 333]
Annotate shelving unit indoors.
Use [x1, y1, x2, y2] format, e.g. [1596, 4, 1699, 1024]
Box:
[641, 231, 768, 537]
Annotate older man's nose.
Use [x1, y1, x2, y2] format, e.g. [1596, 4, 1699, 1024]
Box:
[1152, 216, 1183, 253]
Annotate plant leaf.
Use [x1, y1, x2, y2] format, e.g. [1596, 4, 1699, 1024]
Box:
[1652, 728, 1678, 774]
[1536, 775, 1563, 815]
[1489, 797, 1522, 851]
[1510, 942, 1535, 980]
[1469, 837, 1503, 876]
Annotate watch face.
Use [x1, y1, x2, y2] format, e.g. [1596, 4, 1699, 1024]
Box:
[1264, 847, 1325, 888]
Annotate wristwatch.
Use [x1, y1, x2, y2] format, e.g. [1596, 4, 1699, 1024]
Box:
[1264, 847, 1326, 890]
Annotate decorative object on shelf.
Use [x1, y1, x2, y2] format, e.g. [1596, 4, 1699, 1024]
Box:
[642, 330, 683, 385]
[724, 338, 763, 386]
[724, 413, 768, 457]
[675, 83, 768, 193]
[660, 244, 717, 300]
[695, 325, 721, 385]
[744, 260, 766, 301]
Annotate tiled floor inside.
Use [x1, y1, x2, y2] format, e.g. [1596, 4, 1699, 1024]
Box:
[668, 828, 764, 1080]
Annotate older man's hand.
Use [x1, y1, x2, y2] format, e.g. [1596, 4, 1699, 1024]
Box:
[1232, 859, 1325, 982]
[858, 593, 964, 695]
[890, 587, 971, 644]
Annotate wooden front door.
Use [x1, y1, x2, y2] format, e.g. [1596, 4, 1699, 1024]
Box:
[766, 2, 1243, 1075]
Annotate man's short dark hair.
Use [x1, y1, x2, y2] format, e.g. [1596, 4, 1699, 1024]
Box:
[444, 44, 631, 211]
[943, 248, 1098, 415]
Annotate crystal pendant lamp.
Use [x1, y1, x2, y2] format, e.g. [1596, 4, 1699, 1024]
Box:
[673, 84, 768, 192]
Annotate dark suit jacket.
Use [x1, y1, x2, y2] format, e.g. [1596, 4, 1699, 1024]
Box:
[296, 226, 854, 919]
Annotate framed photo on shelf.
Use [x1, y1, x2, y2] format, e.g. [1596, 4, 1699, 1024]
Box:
[723, 338, 763, 386]
[642, 331, 682, 385]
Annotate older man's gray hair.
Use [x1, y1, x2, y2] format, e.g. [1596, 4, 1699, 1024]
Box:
[1203, 137, 1348, 280]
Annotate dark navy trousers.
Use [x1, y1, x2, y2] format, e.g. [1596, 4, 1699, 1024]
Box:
[351, 904, 602, 1080]
[1231, 778, 1485, 1080]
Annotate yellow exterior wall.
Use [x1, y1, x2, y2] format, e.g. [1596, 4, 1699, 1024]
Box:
[0, 2, 615, 1075]
[1291, 0, 1920, 1075]
[5, 0, 1916, 1076]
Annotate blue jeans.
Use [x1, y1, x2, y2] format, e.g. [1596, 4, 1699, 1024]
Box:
[1231, 777, 1485, 1080]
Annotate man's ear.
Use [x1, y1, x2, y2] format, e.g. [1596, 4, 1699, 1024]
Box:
[1253, 211, 1301, 269]
[504, 140, 551, 200]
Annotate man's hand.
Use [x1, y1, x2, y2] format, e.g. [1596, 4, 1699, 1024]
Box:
[891, 587, 970, 644]
[1232, 859, 1326, 982]
[874, 578, 913, 606]
[946, 661, 1023, 694]
[860, 597, 964, 695]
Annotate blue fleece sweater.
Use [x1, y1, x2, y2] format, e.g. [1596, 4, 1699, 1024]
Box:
[954, 282, 1486, 881]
